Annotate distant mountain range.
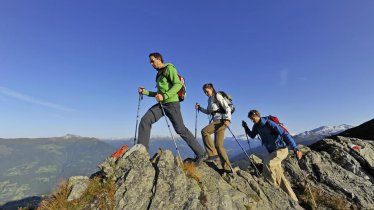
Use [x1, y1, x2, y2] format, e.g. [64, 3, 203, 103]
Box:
[337, 118, 374, 140]
[0, 135, 114, 206]
[294, 124, 354, 145]
[0, 123, 355, 207]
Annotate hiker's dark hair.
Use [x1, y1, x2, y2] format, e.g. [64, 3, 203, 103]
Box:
[248, 109, 260, 118]
[149, 52, 164, 63]
[202, 83, 217, 96]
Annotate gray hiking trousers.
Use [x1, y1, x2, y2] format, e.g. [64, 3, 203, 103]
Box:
[138, 102, 205, 157]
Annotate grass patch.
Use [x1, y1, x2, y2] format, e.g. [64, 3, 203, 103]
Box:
[83, 177, 116, 210]
[183, 162, 201, 183]
[38, 177, 116, 210]
[37, 181, 70, 210]
[183, 162, 208, 207]
[298, 183, 354, 210]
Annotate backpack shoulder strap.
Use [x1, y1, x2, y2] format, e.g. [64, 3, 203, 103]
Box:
[214, 92, 225, 111]
[265, 118, 279, 135]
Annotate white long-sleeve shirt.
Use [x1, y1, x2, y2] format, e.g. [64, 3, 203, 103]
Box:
[199, 93, 231, 122]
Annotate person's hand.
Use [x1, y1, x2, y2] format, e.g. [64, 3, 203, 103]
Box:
[155, 94, 163, 102]
[295, 150, 303, 160]
[138, 87, 145, 94]
[195, 103, 200, 110]
[224, 120, 230, 127]
[242, 120, 248, 128]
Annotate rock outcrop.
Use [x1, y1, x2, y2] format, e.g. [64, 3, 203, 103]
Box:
[284, 135, 374, 209]
[59, 135, 374, 210]
[65, 144, 300, 210]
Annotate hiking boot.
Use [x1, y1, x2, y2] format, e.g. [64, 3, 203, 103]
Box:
[195, 153, 208, 166]
[204, 155, 220, 163]
[218, 169, 233, 175]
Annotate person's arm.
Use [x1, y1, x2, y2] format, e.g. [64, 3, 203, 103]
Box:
[196, 97, 214, 115]
[142, 89, 157, 97]
[198, 106, 209, 115]
[242, 121, 258, 138]
[162, 65, 182, 100]
[267, 121, 298, 151]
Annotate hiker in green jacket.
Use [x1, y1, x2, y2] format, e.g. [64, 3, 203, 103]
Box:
[195, 83, 233, 173]
[138, 52, 207, 164]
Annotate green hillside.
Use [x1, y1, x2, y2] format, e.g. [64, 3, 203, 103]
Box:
[0, 135, 115, 205]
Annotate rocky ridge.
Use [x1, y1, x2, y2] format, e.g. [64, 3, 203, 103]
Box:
[65, 145, 301, 210]
[60, 134, 374, 210]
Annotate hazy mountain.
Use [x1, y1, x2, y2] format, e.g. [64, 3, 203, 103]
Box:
[294, 124, 353, 145]
[0, 135, 115, 206]
[337, 118, 374, 140]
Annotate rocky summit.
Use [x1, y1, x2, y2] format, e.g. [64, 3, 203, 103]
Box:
[45, 134, 374, 210]
[63, 144, 301, 210]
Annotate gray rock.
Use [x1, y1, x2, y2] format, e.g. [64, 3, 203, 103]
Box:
[62, 136, 374, 210]
[313, 151, 372, 208]
[148, 150, 202, 209]
[232, 154, 262, 176]
[67, 176, 89, 201]
[112, 144, 155, 210]
[284, 137, 374, 209]
[195, 164, 250, 209]
[232, 170, 302, 210]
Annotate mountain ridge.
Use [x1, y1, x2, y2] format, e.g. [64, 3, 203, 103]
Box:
[0, 136, 115, 206]
[40, 133, 374, 210]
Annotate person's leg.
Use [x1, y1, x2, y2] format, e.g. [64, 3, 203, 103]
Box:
[214, 122, 232, 171]
[263, 148, 298, 201]
[201, 122, 218, 157]
[163, 102, 205, 157]
[263, 151, 275, 183]
[138, 103, 163, 150]
[276, 148, 298, 201]
[279, 172, 298, 201]
[263, 149, 282, 185]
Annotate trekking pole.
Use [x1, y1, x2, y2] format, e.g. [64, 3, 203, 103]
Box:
[242, 121, 261, 175]
[297, 158, 317, 209]
[159, 102, 184, 166]
[227, 126, 261, 176]
[133, 93, 143, 145]
[243, 135, 260, 176]
[194, 108, 198, 139]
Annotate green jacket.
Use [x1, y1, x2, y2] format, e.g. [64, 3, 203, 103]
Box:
[142, 63, 182, 103]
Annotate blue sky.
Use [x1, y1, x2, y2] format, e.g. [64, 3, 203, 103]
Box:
[1, 0, 373, 138]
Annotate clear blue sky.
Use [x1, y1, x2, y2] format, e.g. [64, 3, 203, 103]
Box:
[1, 0, 373, 138]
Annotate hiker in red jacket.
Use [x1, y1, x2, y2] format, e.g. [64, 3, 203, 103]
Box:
[242, 109, 302, 202]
